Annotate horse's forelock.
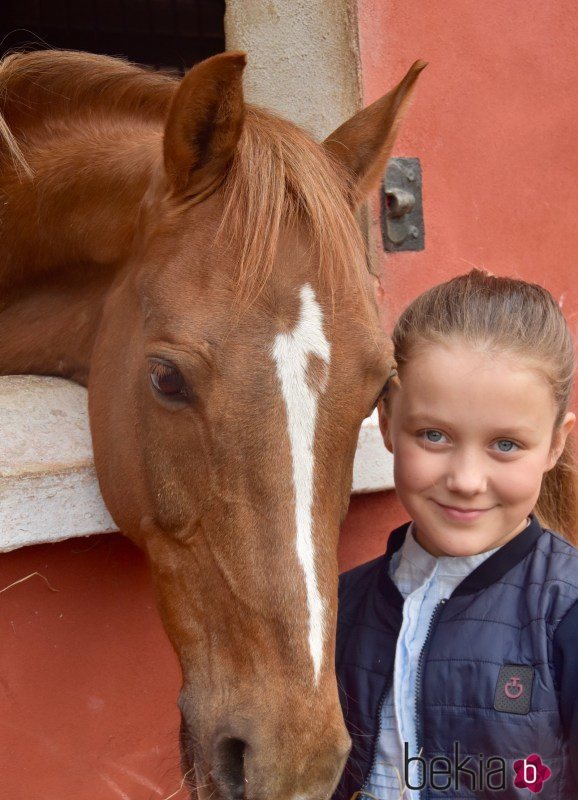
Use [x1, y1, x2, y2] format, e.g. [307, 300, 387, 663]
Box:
[217, 107, 373, 314]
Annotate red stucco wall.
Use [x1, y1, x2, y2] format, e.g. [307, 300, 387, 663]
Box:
[0, 535, 183, 799]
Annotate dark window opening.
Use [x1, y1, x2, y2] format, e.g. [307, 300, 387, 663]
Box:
[1, 0, 226, 73]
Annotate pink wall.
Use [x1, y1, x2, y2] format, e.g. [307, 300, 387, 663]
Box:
[0, 535, 184, 799]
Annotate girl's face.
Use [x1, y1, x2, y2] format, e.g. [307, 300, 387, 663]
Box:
[379, 340, 575, 557]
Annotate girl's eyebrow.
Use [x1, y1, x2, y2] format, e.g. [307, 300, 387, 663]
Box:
[405, 413, 451, 427]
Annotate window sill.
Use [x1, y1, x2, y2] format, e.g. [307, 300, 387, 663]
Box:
[0, 376, 393, 552]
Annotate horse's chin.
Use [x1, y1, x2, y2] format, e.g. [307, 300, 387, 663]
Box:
[179, 727, 218, 800]
[195, 779, 218, 800]
[183, 760, 222, 800]
[179, 720, 197, 798]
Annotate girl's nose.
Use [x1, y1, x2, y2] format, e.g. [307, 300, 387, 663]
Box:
[445, 452, 487, 496]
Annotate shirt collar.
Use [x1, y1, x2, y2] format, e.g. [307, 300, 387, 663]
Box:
[393, 521, 503, 581]
[378, 515, 543, 608]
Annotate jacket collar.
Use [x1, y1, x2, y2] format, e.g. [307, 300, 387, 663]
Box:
[377, 514, 543, 605]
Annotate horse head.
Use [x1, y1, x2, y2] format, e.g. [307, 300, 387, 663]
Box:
[86, 53, 424, 800]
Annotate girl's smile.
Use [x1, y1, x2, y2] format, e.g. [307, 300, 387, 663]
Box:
[379, 339, 575, 557]
[432, 501, 493, 523]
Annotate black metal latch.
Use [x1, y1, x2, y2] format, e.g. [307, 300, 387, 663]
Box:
[380, 157, 424, 252]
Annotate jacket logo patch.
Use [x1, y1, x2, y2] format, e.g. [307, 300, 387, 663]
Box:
[494, 665, 533, 714]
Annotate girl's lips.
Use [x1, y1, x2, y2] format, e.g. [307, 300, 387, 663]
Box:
[433, 501, 492, 522]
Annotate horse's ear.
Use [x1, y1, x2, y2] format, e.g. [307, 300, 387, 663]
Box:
[323, 60, 427, 206]
[163, 51, 246, 198]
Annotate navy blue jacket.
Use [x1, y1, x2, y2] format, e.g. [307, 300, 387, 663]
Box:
[333, 516, 578, 799]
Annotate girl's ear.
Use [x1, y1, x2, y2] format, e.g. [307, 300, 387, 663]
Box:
[378, 398, 394, 453]
[546, 412, 576, 471]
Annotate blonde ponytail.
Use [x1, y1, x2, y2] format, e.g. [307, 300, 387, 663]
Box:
[535, 435, 578, 544]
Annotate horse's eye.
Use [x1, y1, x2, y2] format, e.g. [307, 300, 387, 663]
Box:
[149, 360, 188, 399]
[367, 367, 399, 416]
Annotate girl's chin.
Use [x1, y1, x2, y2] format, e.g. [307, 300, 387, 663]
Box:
[413, 526, 496, 558]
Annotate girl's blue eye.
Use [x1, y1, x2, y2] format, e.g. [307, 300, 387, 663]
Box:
[423, 430, 446, 443]
[494, 439, 518, 453]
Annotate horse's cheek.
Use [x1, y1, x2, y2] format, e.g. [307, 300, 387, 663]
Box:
[88, 286, 149, 541]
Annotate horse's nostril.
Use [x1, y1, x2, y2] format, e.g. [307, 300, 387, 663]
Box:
[214, 736, 247, 800]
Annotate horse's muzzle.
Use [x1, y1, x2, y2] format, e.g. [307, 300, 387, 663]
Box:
[179, 713, 350, 800]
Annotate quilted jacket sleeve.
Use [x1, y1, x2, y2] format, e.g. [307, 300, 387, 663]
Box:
[552, 599, 578, 787]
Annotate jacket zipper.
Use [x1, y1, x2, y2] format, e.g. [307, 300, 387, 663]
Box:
[414, 599, 447, 800]
[359, 671, 394, 799]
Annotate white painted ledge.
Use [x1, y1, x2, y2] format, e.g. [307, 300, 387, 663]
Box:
[0, 376, 394, 552]
[352, 409, 394, 493]
[0, 376, 117, 552]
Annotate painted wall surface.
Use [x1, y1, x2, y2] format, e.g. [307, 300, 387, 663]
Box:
[0, 535, 183, 800]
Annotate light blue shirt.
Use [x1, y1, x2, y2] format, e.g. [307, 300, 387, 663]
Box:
[364, 524, 501, 799]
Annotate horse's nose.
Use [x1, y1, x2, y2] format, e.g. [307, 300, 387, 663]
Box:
[213, 728, 351, 800]
[213, 736, 247, 800]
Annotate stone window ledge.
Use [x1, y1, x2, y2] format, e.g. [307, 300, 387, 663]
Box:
[0, 376, 393, 552]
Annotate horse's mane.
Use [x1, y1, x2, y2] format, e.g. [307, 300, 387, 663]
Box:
[0, 49, 176, 123]
[0, 50, 371, 306]
[0, 49, 176, 174]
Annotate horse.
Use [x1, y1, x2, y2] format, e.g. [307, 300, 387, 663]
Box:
[0, 49, 424, 800]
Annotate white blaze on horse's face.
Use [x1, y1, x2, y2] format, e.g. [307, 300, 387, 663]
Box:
[272, 283, 331, 686]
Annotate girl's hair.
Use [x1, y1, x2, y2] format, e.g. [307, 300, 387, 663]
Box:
[392, 269, 577, 542]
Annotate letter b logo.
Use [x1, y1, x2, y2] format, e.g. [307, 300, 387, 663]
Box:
[523, 762, 537, 783]
[513, 754, 552, 792]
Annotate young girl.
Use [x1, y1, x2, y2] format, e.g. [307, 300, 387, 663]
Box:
[333, 270, 578, 800]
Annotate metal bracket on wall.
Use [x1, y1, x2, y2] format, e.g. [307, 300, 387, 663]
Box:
[380, 157, 424, 252]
